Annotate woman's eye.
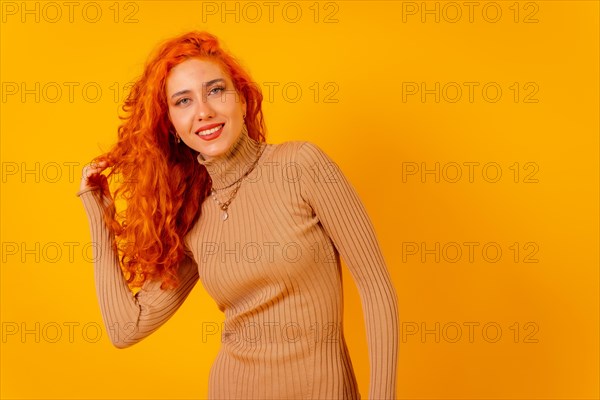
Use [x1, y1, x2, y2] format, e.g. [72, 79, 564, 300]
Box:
[209, 86, 225, 95]
[175, 98, 190, 106]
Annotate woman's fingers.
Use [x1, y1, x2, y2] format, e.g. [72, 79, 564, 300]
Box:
[80, 160, 109, 191]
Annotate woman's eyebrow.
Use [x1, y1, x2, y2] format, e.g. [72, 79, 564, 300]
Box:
[170, 78, 226, 99]
[171, 89, 191, 99]
[204, 78, 225, 86]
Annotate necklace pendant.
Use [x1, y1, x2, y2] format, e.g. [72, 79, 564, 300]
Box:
[222, 210, 228, 221]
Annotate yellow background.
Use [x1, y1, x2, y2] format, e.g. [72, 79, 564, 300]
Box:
[1, 1, 598, 399]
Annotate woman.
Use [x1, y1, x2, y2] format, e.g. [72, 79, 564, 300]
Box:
[77, 31, 398, 399]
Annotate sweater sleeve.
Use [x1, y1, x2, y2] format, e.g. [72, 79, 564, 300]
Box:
[296, 142, 399, 400]
[76, 186, 200, 349]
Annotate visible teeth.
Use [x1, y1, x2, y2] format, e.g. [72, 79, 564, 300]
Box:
[198, 124, 223, 136]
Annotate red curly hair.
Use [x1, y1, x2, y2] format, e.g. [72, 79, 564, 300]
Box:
[88, 31, 266, 290]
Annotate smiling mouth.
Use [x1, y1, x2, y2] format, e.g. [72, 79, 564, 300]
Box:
[196, 123, 225, 136]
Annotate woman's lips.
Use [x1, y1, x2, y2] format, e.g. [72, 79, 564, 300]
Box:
[196, 123, 224, 140]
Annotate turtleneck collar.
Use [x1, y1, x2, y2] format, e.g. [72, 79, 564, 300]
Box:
[196, 129, 264, 190]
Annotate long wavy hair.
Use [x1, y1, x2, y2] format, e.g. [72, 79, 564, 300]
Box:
[88, 31, 266, 290]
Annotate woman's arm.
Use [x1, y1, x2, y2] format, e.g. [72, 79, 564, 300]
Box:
[77, 185, 199, 349]
[297, 142, 399, 400]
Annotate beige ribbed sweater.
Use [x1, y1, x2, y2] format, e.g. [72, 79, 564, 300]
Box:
[77, 130, 399, 399]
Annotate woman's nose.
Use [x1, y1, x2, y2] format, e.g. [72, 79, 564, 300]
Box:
[195, 99, 215, 120]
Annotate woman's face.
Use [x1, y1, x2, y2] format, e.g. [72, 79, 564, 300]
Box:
[166, 58, 246, 161]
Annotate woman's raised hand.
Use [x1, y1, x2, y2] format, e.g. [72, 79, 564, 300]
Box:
[80, 160, 110, 194]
